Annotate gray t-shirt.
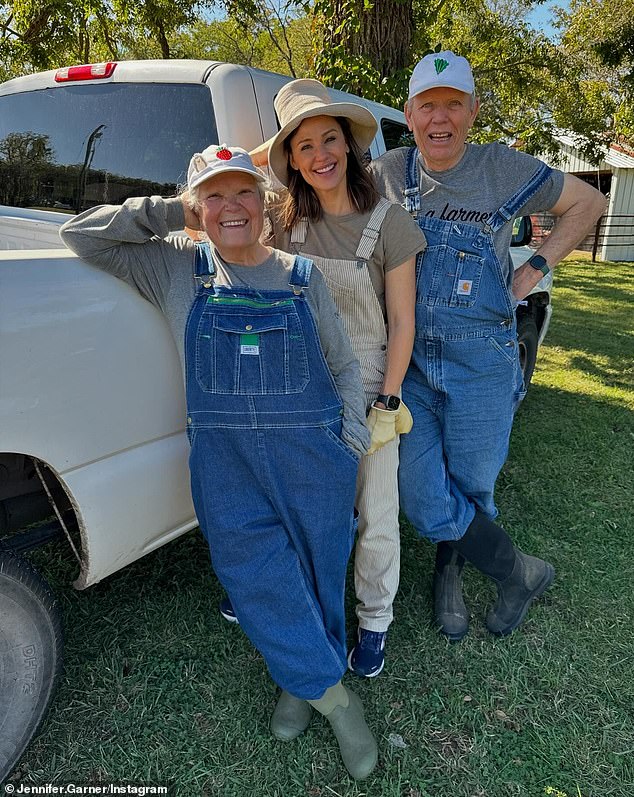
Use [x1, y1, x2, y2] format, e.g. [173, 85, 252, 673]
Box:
[60, 196, 370, 455]
[267, 201, 426, 316]
[370, 142, 565, 288]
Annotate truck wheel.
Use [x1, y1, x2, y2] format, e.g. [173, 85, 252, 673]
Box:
[0, 551, 63, 782]
[517, 314, 539, 390]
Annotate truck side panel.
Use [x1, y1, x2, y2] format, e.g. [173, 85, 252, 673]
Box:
[0, 250, 197, 585]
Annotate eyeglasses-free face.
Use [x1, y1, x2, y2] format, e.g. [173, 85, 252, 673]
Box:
[197, 172, 265, 262]
[405, 86, 479, 172]
[288, 115, 350, 201]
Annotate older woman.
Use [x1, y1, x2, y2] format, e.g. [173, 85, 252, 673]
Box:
[253, 80, 425, 679]
[60, 146, 377, 780]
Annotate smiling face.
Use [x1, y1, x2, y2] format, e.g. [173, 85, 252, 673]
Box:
[288, 115, 350, 203]
[405, 87, 479, 172]
[197, 172, 265, 262]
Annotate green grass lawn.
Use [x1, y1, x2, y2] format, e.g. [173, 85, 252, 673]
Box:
[11, 257, 634, 797]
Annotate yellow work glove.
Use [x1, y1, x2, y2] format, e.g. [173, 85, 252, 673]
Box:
[395, 400, 413, 435]
[366, 406, 398, 455]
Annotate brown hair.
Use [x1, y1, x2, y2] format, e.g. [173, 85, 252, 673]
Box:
[281, 116, 380, 231]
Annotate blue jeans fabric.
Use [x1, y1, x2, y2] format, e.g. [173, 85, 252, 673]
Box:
[399, 151, 552, 543]
[185, 247, 358, 699]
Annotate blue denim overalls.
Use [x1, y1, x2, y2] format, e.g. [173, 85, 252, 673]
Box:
[398, 148, 552, 543]
[185, 243, 359, 699]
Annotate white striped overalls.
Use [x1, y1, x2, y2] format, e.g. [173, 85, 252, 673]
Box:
[291, 198, 400, 632]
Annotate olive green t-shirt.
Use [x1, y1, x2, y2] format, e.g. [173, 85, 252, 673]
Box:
[267, 201, 426, 315]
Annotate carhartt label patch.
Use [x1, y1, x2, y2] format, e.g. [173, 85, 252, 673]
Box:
[457, 280, 473, 296]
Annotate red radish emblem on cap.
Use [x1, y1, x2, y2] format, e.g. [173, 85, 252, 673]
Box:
[216, 147, 232, 160]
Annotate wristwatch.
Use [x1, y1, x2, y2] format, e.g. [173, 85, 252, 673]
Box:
[375, 394, 401, 411]
[527, 253, 550, 276]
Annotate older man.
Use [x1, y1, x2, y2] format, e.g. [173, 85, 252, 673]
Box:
[371, 51, 606, 641]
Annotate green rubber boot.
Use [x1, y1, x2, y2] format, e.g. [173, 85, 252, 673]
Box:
[270, 690, 313, 741]
[309, 683, 378, 780]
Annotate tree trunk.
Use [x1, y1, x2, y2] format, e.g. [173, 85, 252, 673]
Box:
[321, 0, 414, 79]
[153, 19, 170, 59]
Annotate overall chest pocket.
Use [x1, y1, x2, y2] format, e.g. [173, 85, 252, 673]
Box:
[419, 245, 484, 308]
[195, 307, 310, 395]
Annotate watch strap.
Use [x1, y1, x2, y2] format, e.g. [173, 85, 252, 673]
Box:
[527, 254, 550, 276]
[376, 394, 401, 411]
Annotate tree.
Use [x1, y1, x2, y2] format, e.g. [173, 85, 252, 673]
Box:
[0, 0, 219, 77]
[312, 0, 416, 104]
[112, 0, 215, 59]
[218, 0, 312, 77]
[557, 0, 634, 147]
[317, 0, 413, 80]
[0, 131, 54, 206]
[172, 13, 312, 76]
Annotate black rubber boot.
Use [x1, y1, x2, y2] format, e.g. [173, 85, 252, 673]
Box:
[451, 510, 554, 636]
[486, 551, 555, 636]
[433, 542, 469, 641]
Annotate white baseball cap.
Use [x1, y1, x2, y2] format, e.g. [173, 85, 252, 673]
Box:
[187, 145, 266, 191]
[408, 51, 475, 100]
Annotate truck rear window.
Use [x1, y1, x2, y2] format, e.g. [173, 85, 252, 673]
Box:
[0, 83, 217, 213]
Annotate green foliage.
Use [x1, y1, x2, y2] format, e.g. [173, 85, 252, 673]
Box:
[0, 0, 628, 152]
[313, 0, 415, 106]
[170, 13, 313, 76]
[0, 0, 218, 76]
[313, 0, 627, 157]
[558, 0, 634, 148]
[0, 0, 93, 73]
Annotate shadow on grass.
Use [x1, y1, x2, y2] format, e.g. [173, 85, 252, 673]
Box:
[555, 263, 634, 304]
[503, 379, 633, 557]
[545, 261, 634, 392]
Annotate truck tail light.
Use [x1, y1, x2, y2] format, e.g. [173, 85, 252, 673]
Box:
[55, 62, 117, 82]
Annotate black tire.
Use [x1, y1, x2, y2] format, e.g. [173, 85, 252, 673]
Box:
[516, 313, 539, 390]
[0, 551, 63, 783]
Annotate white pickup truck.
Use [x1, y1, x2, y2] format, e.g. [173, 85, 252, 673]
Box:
[0, 58, 552, 781]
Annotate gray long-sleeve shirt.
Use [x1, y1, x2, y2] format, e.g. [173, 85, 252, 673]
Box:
[60, 196, 370, 455]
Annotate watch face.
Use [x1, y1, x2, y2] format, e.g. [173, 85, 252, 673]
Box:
[376, 394, 401, 410]
[386, 395, 401, 411]
[529, 254, 547, 270]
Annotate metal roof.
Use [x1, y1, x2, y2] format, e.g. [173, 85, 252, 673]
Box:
[556, 133, 634, 170]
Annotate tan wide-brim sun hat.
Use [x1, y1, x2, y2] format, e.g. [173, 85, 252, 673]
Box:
[263, 78, 378, 187]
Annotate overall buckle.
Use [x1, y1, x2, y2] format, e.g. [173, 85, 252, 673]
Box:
[403, 187, 421, 215]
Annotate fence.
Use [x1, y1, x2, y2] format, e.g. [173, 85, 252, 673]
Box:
[530, 212, 634, 262]
[591, 215, 634, 262]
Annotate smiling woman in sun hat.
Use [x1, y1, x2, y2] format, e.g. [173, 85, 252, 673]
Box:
[247, 78, 426, 682]
[60, 143, 379, 780]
